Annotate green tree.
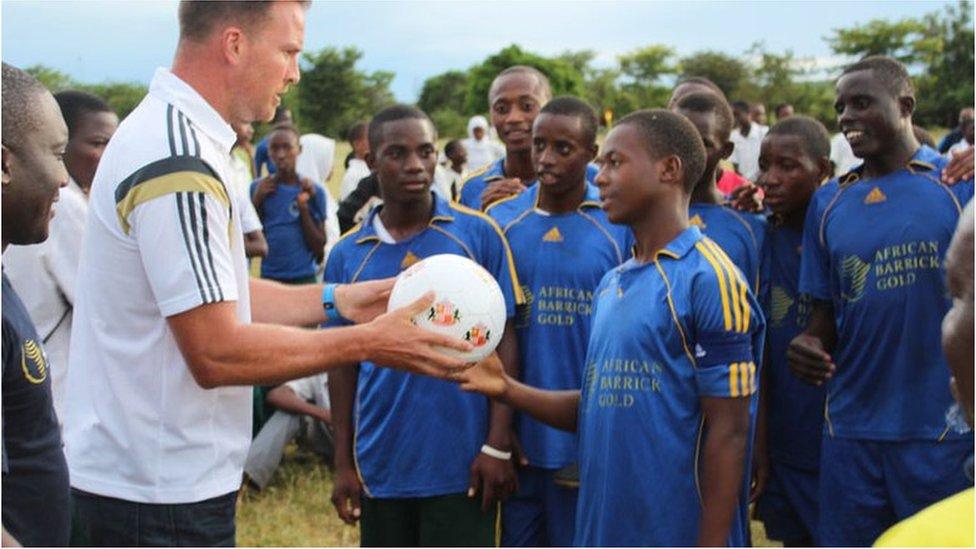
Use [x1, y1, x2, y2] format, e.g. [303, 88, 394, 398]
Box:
[463, 44, 584, 114]
[678, 51, 750, 99]
[82, 82, 148, 120]
[25, 65, 76, 91]
[418, 70, 469, 116]
[296, 46, 395, 137]
[826, 18, 926, 64]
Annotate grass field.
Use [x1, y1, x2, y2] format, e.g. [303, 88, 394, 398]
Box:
[236, 447, 782, 547]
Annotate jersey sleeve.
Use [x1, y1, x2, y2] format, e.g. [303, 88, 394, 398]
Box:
[691, 242, 762, 399]
[458, 177, 484, 210]
[798, 185, 834, 300]
[236, 185, 263, 234]
[474, 216, 524, 318]
[128, 190, 238, 317]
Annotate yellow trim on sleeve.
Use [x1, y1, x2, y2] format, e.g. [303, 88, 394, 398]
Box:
[115, 171, 229, 235]
[449, 203, 526, 305]
[729, 363, 741, 397]
[704, 239, 744, 332]
[694, 241, 733, 331]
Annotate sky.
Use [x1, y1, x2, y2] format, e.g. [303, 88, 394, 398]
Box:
[2, 0, 945, 102]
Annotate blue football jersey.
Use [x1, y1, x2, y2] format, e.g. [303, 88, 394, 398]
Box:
[575, 227, 765, 546]
[799, 146, 974, 440]
[763, 222, 825, 470]
[458, 159, 599, 210]
[487, 182, 632, 469]
[323, 194, 522, 498]
[250, 176, 327, 281]
[689, 202, 768, 296]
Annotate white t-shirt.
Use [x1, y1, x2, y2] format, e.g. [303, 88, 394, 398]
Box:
[947, 140, 972, 158]
[2, 179, 88, 422]
[729, 123, 768, 182]
[65, 67, 252, 504]
[830, 132, 862, 177]
[228, 151, 263, 234]
[297, 134, 341, 263]
[339, 158, 370, 201]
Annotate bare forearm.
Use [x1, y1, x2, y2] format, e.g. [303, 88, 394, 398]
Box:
[298, 206, 326, 263]
[328, 364, 359, 470]
[500, 379, 579, 432]
[267, 386, 330, 423]
[244, 231, 268, 258]
[250, 278, 326, 326]
[697, 399, 750, 546]
[178, 321, 369, 388]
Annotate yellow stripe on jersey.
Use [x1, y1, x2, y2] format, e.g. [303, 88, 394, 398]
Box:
[694, 242, 733, 331]
[705, 239, 744, 332]
[116, 171, 229, 235]
[729, 363, 740, 397]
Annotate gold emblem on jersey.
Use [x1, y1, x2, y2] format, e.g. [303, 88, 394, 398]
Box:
[542, 226, 564, 243]
[690, 214, 706, 229]
[21, 339, 47, 384]
[864, 186, 887, 205]
[400, 251, 420, 270]
[840, 254, 871, 302]
[770, 286, 794, 327]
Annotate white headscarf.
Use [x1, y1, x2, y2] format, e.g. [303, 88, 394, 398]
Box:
[463, 115, 504, 172]
[297, 133, 341, 271]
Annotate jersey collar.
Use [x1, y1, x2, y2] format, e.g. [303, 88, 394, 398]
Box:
[149, 67, 237, 154]
[656, 226, 703, 260]
[839, 145, 943, 186]
[354, 193, 455, 244]
[525, 181, 603, 210]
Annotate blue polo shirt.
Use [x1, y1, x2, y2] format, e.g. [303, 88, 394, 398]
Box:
[799, 146, 974, 440]
[575, 227, 765, 546]
[689, 202, 768, 297]
[323, 194, 522, 498]
[457, 158, 599, 210]
[250, 175, 326, 281]
[487, 182, 631, 469]
[763, 222, 824, 470]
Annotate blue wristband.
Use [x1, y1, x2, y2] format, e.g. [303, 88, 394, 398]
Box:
[322, 283, 341, 322]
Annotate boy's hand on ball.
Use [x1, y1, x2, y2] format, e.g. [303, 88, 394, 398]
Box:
[363, 291, 473, 377]
[455, 353, 508, 398]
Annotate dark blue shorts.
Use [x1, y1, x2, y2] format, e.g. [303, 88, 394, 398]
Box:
[817, 436, 973, 547]
[501, 466, 578, 547]
[755, 460, 819, 545]
[71, 489, 237, 547]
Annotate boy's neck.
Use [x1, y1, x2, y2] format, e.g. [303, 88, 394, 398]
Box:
[503, 149, 536, 181]
[537, 178, 587, 215]
[276, 168, 298, 182]
[631, 195, 690, 263]
[690, 167, 723, 205]
[782, 206, 807, 232]
[862, 131, 919, 179]
[379, 194, 434, 241]
[738, 122, 752, 136]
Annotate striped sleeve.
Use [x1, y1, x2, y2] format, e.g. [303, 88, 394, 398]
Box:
[691, 238, 762, 398]
[122, 156, 237, 316]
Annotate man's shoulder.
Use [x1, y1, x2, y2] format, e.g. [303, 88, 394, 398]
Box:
[484, 189, 533, 229]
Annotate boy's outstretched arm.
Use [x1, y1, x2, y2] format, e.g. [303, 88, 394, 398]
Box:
[457, 353, 580, 432]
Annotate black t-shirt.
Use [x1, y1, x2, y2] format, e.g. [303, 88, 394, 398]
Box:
[2, 273, 70, 546]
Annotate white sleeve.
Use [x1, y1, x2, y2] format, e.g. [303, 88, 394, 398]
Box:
[236, 187, 263, 233]
[42, 197, 87, 305]
[129, 192, 239, 317]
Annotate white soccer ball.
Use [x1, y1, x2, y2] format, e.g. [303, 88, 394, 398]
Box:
[388, 254, 507, 363]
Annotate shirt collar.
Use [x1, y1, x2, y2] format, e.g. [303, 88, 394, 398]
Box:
[525, 181, 603, 211]
[148, 67, 237, 154]
[354, 193, 455, 244]
[839, 145, 943, 186]
[656, 225, 703, 260]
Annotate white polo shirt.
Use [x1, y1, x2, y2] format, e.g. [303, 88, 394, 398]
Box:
[729, 123, 768, 182]
[65, 67, 252, 504]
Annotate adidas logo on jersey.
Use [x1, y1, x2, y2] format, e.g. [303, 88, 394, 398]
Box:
[401, 251, 420, 270]
[542, 227, 564, 242]
[864, 186, 886, 204]
[690, 214, 706, 229]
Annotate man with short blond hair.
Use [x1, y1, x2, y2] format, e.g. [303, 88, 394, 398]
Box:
[65, 2, 469, 545]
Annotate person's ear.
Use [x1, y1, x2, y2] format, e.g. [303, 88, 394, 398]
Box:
[365, 151, 376, 171]
[899, 95, 916, 119]
[221, 26, 246, 65]
[816, 156, 832, 184]
[657, 155, 684, 188]
[587, 142, 599, 162]
[2, 144, 11, 187]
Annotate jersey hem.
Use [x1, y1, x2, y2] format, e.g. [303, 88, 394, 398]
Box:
[355, 479, 471, 499]
[68, 469, 243, 504]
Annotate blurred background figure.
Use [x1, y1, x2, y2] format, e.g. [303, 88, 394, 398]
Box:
[296, 132, 341, 267]
[938, 107, 975, 154]
[230, 122, 268, 259]
[461, 115, 503, 172]
[3, 89, 118, 421]
[339, 122, 370, 201]
[254, 106, 293, 177]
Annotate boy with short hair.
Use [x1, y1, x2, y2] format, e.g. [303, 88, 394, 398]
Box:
[460, 109, 765, 546]
[752, 116, 833, 546]
[326, 105, 523, 547]
[250, 125, 327, 284]
[458, 67, 599, 211]
[486, 96, 631, 546]
[790, 55, 974, 545]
